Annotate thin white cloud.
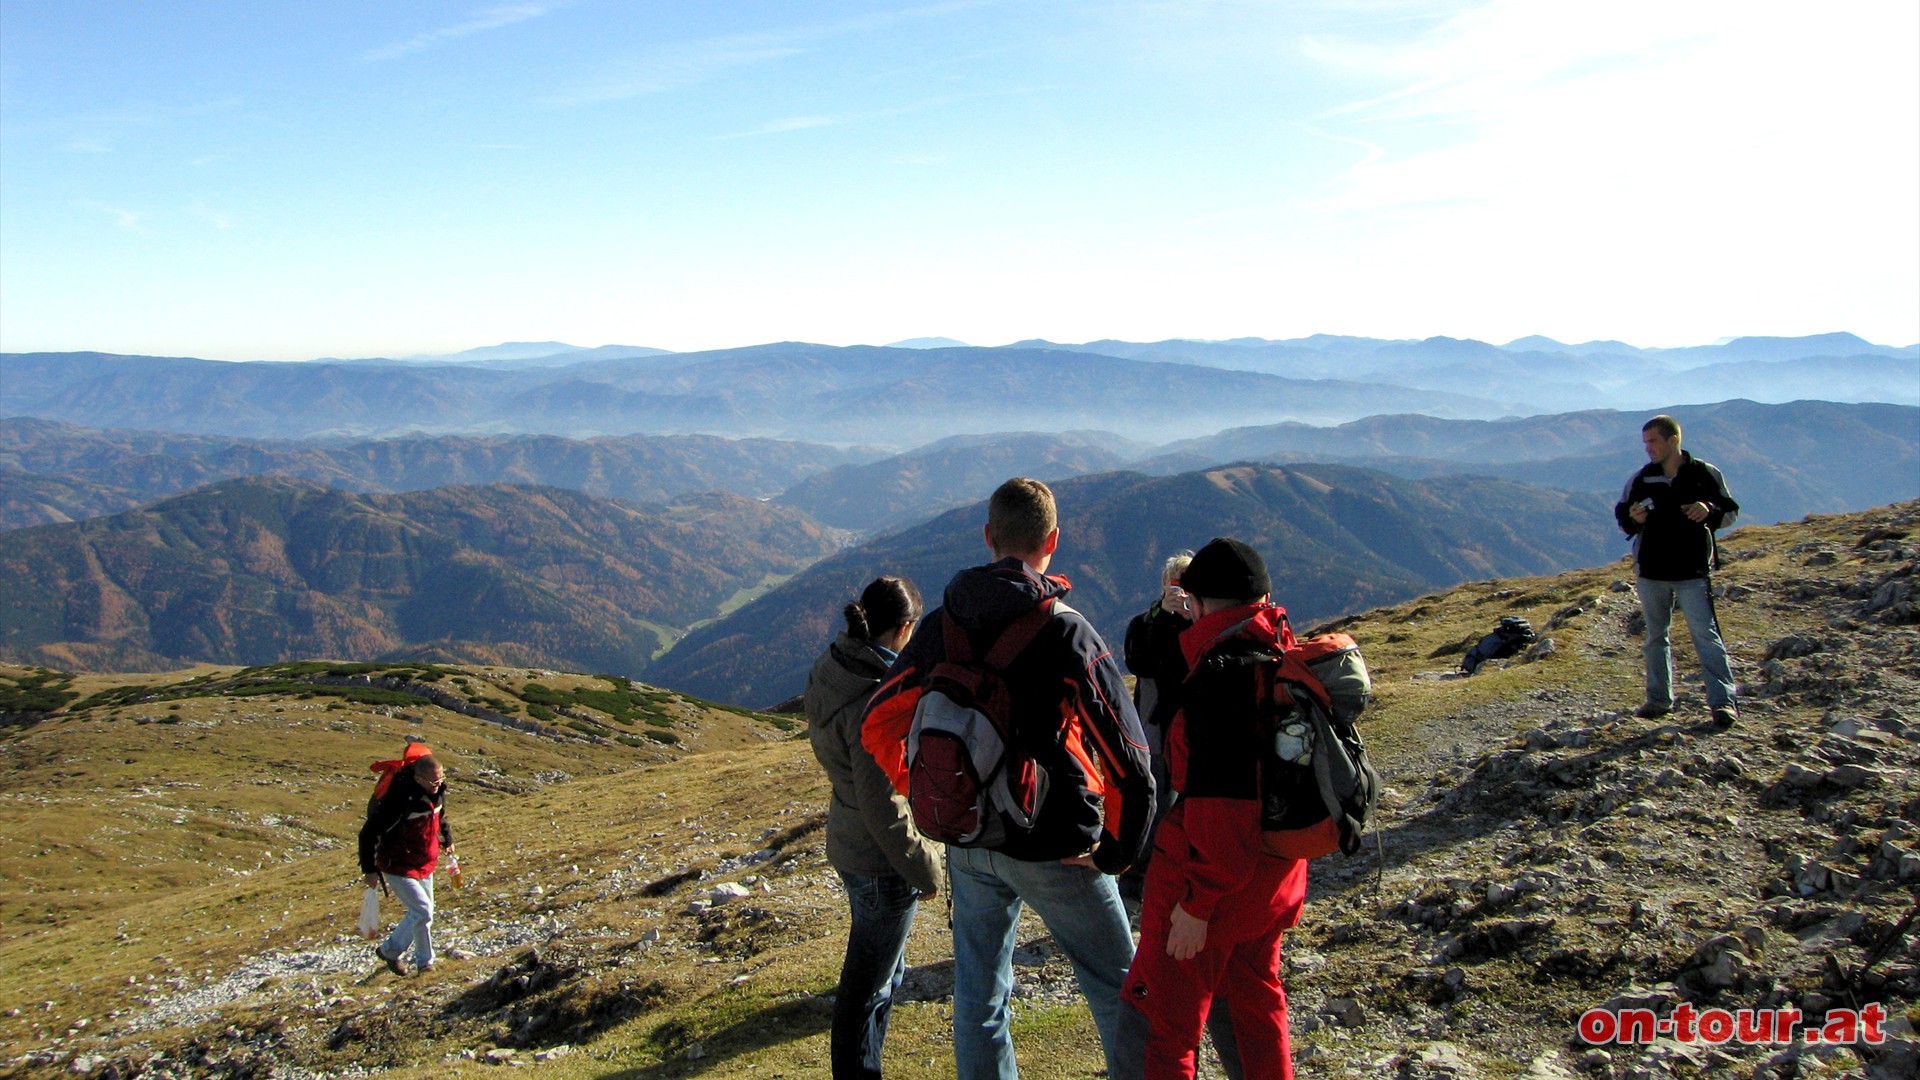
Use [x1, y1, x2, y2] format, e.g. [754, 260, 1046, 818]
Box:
[546, 1, 1004, 107]
[189, 204, 234, 230]
[50, 100, 246, 158]
[1304, 126, 1384, 171]
[712, 85, 1044, 141]
[544, 42, 804, 106]
[714, 115, 840, 140]
[64, 98, 245, 128]
[79, 203, 146, 230]
[365, 3, 555, 62]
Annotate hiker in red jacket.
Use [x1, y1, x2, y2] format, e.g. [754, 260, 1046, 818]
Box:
[359, 753, 453, 975]
[1119, 538, 1309, 1080]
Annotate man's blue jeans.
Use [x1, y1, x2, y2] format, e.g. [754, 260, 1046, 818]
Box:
[1637, 576, 1736, 708]
[947, 845, 1135, 1080]
[380, 872, 435, 967]
[832, 871, 920, 1080]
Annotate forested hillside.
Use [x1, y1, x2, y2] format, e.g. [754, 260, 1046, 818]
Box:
[0, 418, 875, 529]
[0, 477, 845, 674]
[648, 462, 1616, 706]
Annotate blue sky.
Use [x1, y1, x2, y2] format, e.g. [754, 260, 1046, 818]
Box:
[2, 1, 1915, 361]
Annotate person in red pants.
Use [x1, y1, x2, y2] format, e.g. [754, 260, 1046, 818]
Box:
[1119, 537, 1309, 1080]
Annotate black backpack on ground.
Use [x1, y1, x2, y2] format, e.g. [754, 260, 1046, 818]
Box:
[1461, 616, 1536, 674]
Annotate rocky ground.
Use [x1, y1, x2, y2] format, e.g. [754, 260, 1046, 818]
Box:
[1275, 502, 1920, 1079]
[5, 502, 1918, 1079]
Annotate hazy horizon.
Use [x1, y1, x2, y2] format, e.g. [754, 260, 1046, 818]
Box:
[5, 328, 1916, 367]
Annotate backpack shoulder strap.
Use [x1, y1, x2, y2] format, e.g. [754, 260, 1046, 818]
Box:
[983, 598, 1056, 669]
[1253, 653, 1285, 727]
[941, 609, 975, 664]
[1273, 608, 1298, 651]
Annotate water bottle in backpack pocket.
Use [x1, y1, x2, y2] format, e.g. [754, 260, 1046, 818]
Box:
[1193, 628, 1380, 860]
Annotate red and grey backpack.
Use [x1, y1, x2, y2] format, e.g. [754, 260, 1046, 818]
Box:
[1188, 621, 1379, 859]
[906, 601, 1055, 847]
[367, 739, 433, 817]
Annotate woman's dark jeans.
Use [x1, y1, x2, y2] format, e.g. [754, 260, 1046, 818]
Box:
[832, 871, 920, 1079]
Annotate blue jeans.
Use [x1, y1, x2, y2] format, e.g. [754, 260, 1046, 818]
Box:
[381, 873, 435, 967]
[833, 872, 920, 1080]
[1637, 576, 1736, 708]
[947, 845, 1135, 1080]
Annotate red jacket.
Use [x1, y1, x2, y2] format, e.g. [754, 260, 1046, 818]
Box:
[1164, 601, 1308, 922]
[359, 772, 451, 879]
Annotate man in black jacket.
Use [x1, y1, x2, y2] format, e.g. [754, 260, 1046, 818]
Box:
[1614, 414, 1740, 725]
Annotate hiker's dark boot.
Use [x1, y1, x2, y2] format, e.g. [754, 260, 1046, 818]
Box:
[1710, 703, 1739, 727]
[1633, 701, 1672, 720]
[375, 944, 409, 976]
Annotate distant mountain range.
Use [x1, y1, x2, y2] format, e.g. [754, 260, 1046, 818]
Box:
[0, 477, 845, 674]
[395, 330, 1916, 368]
[773, 430, 1148, 534]
[6, 400, 1913, 536]
[885, 337, 970, 349]
[5, 401, 1912, 699]
[644, 462, 1620, 707]
[1139, 399, 1920, 530]
[398, 342, 675, 369]
[1021, 331, 1917, 370]
[0, 417, 878, 530]
[0, 346, 1504, 443]
[8, 333, 1910, 444]
[1017, 334, 1919, 416]
[4, 332, 1913, 705]
[0, 456, 1638, 699]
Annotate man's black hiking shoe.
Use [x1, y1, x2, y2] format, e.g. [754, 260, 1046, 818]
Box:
[1710, 704, 1739, 727]
[375, 944, 408, 976]
[1633, 702, 1672, 720]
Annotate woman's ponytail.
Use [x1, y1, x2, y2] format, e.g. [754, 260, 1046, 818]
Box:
[843, 602, 873, 641]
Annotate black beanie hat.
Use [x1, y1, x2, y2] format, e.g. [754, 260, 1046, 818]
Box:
[1179, 537, 1271, 600]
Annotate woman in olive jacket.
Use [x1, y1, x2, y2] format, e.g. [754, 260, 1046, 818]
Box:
[804, 575, 941, 1080]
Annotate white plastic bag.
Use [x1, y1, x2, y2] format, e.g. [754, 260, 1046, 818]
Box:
[356, 886, 381, 940]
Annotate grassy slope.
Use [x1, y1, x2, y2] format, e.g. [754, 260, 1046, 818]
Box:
[0, 664, 795, 1054]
